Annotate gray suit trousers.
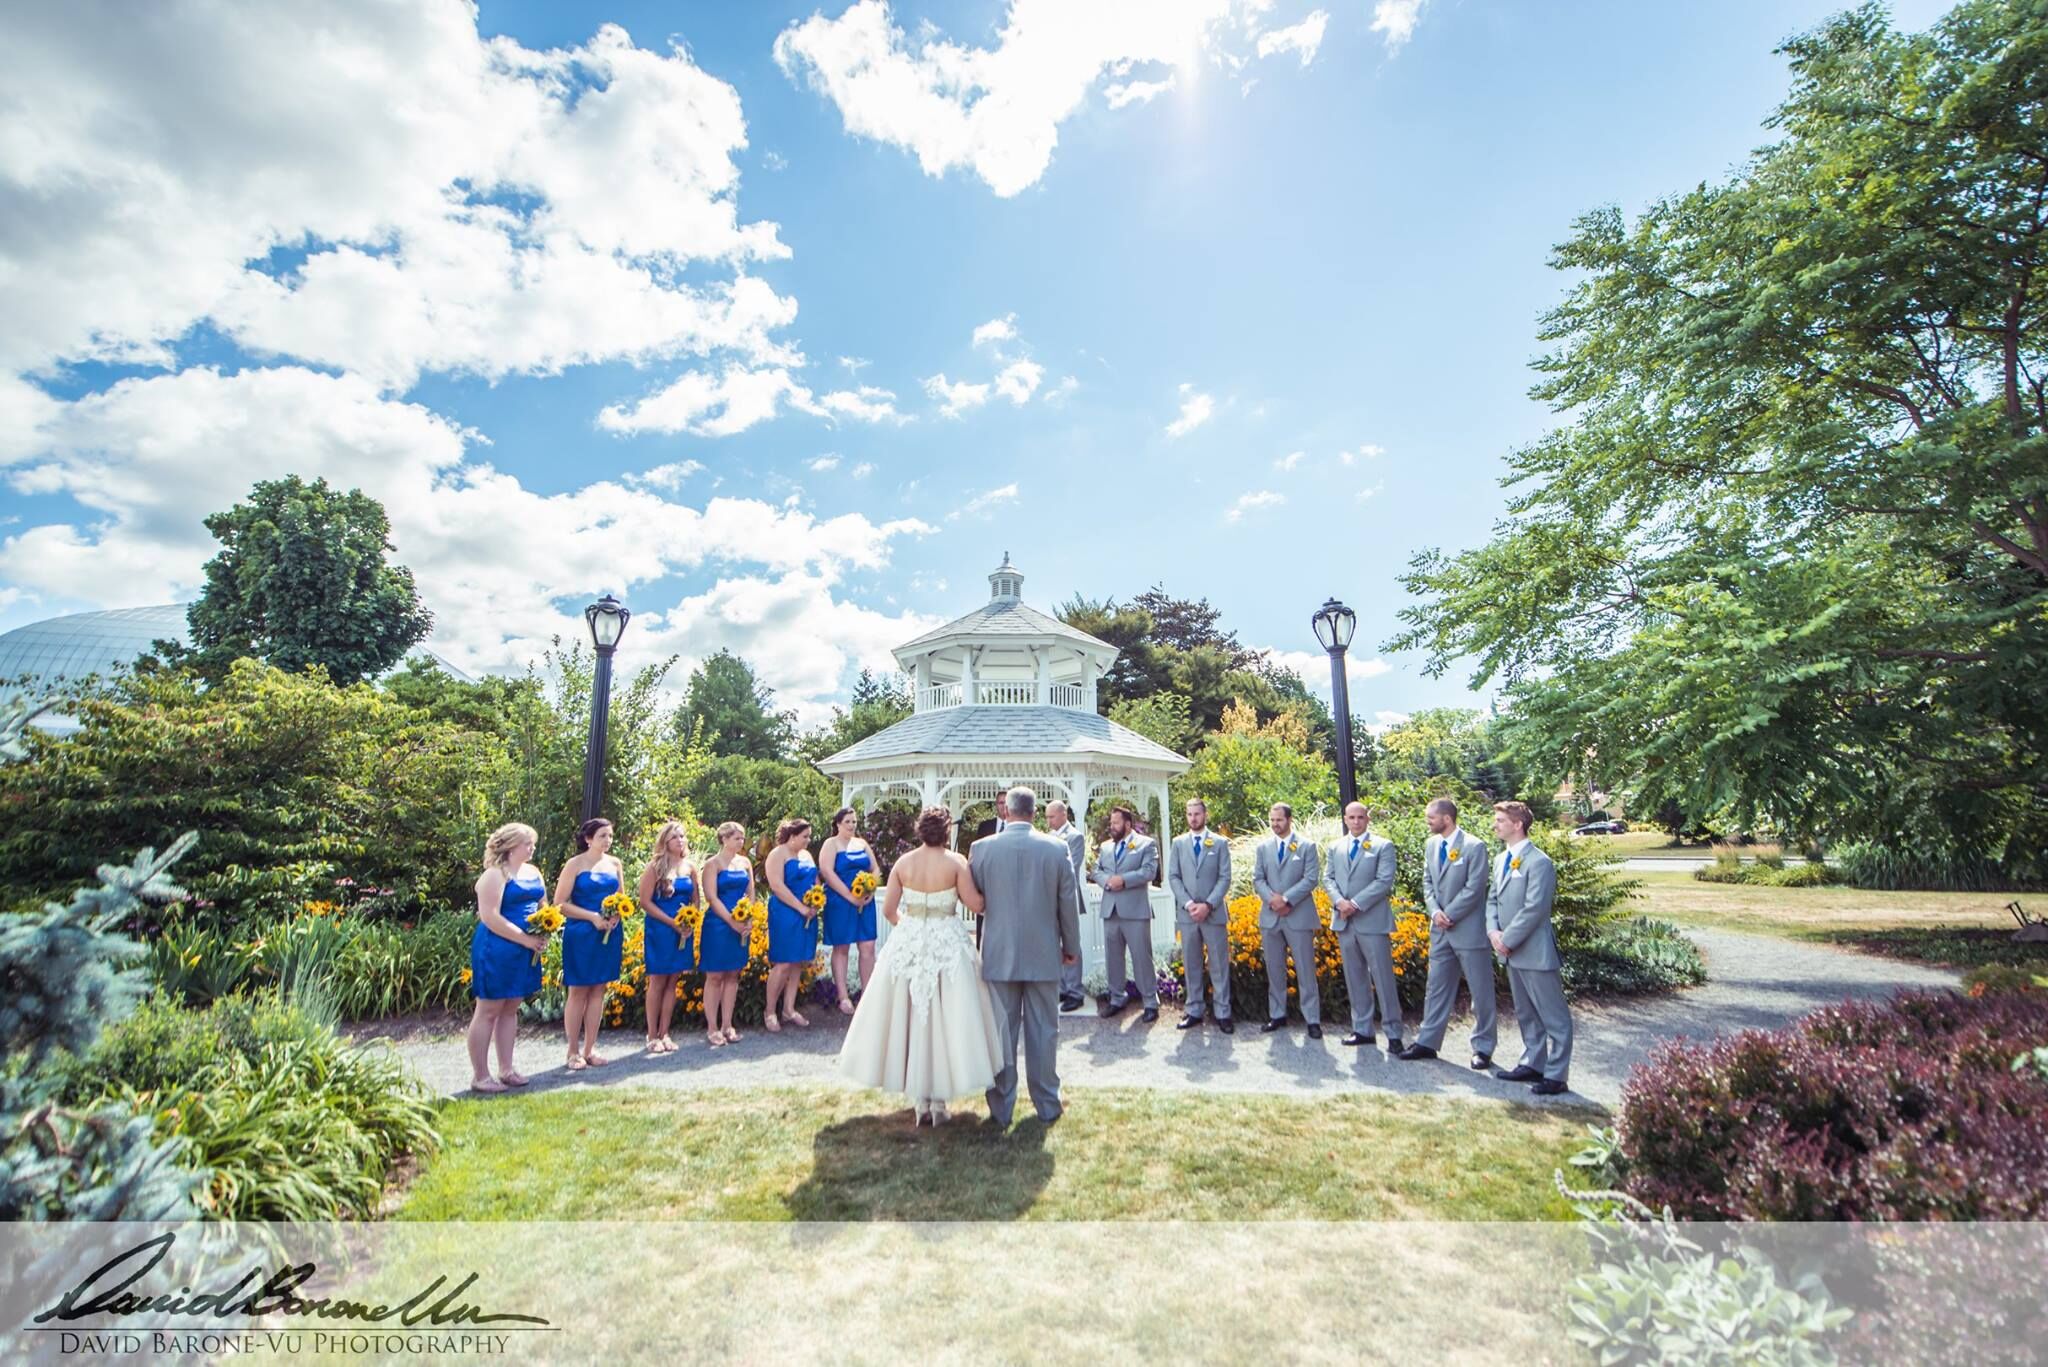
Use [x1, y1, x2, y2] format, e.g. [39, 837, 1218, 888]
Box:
[1180, 917, 1231, 1020]
[1508, 966, 1573, 1083]
[985, 979, 1062, 1124]
[1338, 930, 1403, 1040]
[1415, 943, 1497, 1055]
[1060, 950, 1083, 1000]
[1103, 918, 1158, 1007]
[1260, 919, 1321, 1024]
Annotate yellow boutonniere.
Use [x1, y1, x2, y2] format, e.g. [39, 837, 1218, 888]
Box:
[1510, 857, 1523, 871]
[1447, 847, 1463, 862]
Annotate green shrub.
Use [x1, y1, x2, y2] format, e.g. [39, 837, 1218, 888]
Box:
[1962, 961, 2048, 997]
[60, 991, 437, 1220]
[1692, 860, 1836, 887]
[1561, 917, 1707, 996]
[1832, 839, 2041, 892]
[149, 904, 474, 1020]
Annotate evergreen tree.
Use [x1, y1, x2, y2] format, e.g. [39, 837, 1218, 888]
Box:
[677, 650, 797, 760]
[161, 475, 432, 685]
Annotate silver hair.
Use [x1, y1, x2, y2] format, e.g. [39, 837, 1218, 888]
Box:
[1004, 787, 1038, 819]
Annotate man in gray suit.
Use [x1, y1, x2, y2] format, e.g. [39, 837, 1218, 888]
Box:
[1094, 804, 1161, 1022]
[1167, 797, 1234, 1033]
[1047, 799, 1089, 1012]
[1323, 800, 1402, 1052]
[1253, 802, 1323, 1039]
[1485, 800, 1572, 1095]
[970, 787, 1082, 1127]
[1398, 797, 1497, 1068]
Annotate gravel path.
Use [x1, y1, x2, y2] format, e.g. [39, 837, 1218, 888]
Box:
[365, 928, 1959, 1112]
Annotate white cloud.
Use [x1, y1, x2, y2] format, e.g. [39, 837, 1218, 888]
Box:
[1368, 709, 1411, 737]
[1225, 489, 1284, 522]
[1370, 0, 1429, 51]
[1262, 647, 1395, 698]
[1105, 76, 1177, 109]
[1339, 442, 1385, 465]
[811, 384, 907, 424]
[851, 461, 876, 479]
[596, 366, 810, 437]
[1275, 450, 1304, 471]
[808, 455, 842, 472]
[972, 314, 1019, 347]
[948, 483, 1021, 521]
[763, 150, 788, 171]
[1165, 383, 1215, 438]
[626, 460, 706, 492]
[1046, 375, 1080, 404]
[1356, 480, 1384, 502]
[776, 0, 1269, 198]
[993, 359, 1045, 405]
[1256, 10, 1328, 65]
[923, 373, 993, 417]
[0, 365, 937, 715]
[1, 5, 793, 388]
[839, 356, 870, 376]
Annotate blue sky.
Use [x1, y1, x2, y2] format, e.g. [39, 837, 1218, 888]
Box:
[0, 0, 1954, 727]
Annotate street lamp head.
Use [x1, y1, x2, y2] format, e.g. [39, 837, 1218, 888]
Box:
[1312, 597, 1356, 653]
[585, 593, 630, 652]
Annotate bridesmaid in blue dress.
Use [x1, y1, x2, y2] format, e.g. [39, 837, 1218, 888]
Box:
[764, 817, 821, 1031]
[467, 821, 547, 1093]
[698, 821, 755, 1047]
[552, 817, 624, 1071]
[636, 819, 697, 1054]
[818, 807, 879, 1015]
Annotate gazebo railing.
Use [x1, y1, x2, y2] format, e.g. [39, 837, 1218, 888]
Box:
[914, 680, 1090, 711]
[916, 683, 963, 711]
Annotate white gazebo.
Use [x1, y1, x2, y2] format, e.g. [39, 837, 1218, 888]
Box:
[818, 555, 1193, 968]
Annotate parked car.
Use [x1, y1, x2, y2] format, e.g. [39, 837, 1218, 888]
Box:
[1572, 820, 1628, 836]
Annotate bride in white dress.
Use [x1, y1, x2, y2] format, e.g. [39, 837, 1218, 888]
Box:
[836, 807, 1003, 1126]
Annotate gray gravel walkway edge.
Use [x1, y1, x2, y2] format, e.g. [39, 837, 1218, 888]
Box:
[360, 927, 1959, 1112]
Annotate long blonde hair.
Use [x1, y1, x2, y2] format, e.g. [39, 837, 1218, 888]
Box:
[483, 821, 538, 871]
[646, 820, 689, 896]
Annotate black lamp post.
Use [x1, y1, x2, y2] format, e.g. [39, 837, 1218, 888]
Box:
[581, 593, 630, 823]
[1312, 597, 1359, 808]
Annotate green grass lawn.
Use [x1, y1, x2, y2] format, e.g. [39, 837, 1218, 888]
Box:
[1581, 829, 1716, 859]
[394, 1085, 1592, 1222]
[1632, 870, 2041, 967]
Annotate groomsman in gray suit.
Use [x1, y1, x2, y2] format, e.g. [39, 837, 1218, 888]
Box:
[1253, 802, 1323, 1039]
[1047, 800, 1089, 1012]
[1094, 805, 1161, 1022]
[1398, 797, 1497, 1068]
[1485, 800, 1572, 1095]
[1168, 797, 1234, 1033]
[1322, 801, 1403, 1052]
[971, 787, 1082, 1127]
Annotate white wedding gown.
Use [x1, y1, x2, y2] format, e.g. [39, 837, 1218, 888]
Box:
[836, 886, 1004, 1111]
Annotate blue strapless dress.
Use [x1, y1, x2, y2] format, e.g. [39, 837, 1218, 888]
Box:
[699, 866, 752, 973]
[471, 875, 546, 1000]
[561, 869, 623, 987]
[821, 846, 877, 946]
[768, 854, 821, 965]
[644, 874, 697, 976]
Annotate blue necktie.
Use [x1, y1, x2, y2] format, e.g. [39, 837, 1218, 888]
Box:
[1350, 837, 1361, 861]
[1437, 839, 1449, 870]
[1502, 851, 1512, 884]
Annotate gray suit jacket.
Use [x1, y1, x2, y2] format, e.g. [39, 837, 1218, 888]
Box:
[1168, 830, 1231, 928]
[1423, 828, 1491, 951]
[1093, 834, 1158, 921]
[1050, 821, 1088, 918]
[1486, 842, 1561, 970]
[1252, 833, 1320, 931]
[971, 824, 1081, 982]
[1322, 832, 1397, 936]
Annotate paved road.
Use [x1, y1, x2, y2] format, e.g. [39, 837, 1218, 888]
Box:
[366, 928, 1958, 1112]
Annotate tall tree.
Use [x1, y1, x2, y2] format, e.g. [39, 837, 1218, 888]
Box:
[677, 649, 796, 761]
[1390, 0, 2048, 868]
[802, 668, 912, 762]
[161, 475, 431, 685]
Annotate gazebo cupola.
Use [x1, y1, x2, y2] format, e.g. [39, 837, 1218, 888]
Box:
[893, 553, 1119, 714]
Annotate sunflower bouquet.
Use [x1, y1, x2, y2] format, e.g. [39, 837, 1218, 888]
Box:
[802, 884, 827, 916]
[525, 903, 567, 965]
[601, 891, 639, 944]
[849, 870, 878, 901]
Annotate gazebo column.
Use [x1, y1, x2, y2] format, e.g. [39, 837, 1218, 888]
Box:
[1036, 648, 1052, 704]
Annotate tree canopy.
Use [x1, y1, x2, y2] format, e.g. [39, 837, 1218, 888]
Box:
[1390, 0, 2048, 871]
[677, 649, 797, 760]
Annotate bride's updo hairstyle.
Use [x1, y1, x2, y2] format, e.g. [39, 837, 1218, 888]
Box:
[915, 807, 951, 847]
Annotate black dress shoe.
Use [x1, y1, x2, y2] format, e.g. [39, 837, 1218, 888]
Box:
[1260, 1018, 1285, 1034]
[1530, 1078, 1569, 1096]
[1097, 996, 1121, 1018]
[1060, 995, 1084, 1013]
[1494, 1064, 1542, 1083]
[1341, 1032, 1372, 1047]
[1469, 1053, 1494, 1071]
[1306, 1023, 1323, 1040]
[1176, 1014, 1202, 1030]
[1384, 1038, 1403, 1053]
[1396, 1044, 1437, 1061]
[1217, 1018, 1235, 1034]
[1140, 1007, 1159, 1023]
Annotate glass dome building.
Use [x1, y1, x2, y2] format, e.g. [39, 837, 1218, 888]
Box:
[0, 603, 470, 734]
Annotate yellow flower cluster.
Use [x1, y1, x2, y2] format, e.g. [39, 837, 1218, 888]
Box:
[299, 900, 341, 920]
[524, 903, 567, 964]
[600, 891, 639, 944]
[849, 870, 878, 900]
[584, 894, 819, 1028]
[1200, 891, 1433, 1014]
[801, 884, 827, 911]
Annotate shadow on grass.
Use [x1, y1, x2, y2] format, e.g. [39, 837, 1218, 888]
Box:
[783, 1111, 1055, 1221]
